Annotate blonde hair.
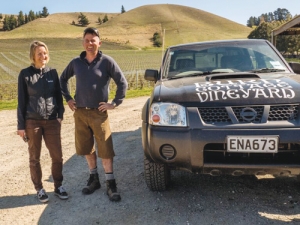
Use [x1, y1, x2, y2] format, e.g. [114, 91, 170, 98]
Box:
[29, 41, 50, 65]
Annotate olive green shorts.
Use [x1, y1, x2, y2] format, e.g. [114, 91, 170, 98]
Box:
[73, 108, 115, 159]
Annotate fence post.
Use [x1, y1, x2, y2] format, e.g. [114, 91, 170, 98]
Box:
[136, 70, 138, 89]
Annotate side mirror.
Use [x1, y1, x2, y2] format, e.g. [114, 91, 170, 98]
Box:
[144, 69, 159, 82]
[288, 62, 300, 74]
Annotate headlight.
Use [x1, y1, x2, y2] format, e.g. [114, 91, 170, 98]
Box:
[149, 102, 187, 127]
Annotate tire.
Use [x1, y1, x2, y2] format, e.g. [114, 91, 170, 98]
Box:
[144, 156, 170, 191]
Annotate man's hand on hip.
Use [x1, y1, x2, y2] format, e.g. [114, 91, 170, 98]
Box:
[99, 102, 115, 112]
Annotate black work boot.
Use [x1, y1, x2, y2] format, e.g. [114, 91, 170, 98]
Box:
[106, 179, 121, 201]
[82, 173, 101, 195]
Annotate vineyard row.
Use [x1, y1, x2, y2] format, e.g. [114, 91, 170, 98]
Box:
[0, 50, 162, 100]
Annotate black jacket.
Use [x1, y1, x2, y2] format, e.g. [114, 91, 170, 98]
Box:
[17, 66, 64, 130]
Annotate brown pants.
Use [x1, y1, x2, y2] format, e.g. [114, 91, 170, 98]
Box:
[74, 108, 115, 159]
[25, 119, 63, 191]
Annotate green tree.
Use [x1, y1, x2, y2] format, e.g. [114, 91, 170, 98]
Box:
[2, 16, 9, 30]
[247, 16, 256, 27]
[247, 8, 291, 27]
[41, 7, 49, 17]
[28, 10, 35, 22]
[273, 8, 291, 21]
[3, 15, 17, 31]
[17, 11, 25, 26]
[287, 35, 300, 55]
[98, 16, 102, 24]
[121, 5, 126, 13]
[247, 20, 294, 54]
[0, 14, 3, 20]
[102, 14, 108, 23]
[267, 12, 275, 22]
[24, 14, 28, 23]
[152, 32, 162, 47]
[248, 21, 277, 40]
[78, 12, 89, 26]
[9, 15, 17, 29]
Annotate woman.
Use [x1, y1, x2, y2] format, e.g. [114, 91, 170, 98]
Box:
[17, 41, 68, 203]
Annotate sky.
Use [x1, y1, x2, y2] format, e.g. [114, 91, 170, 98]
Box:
[1, 0, 299, 26]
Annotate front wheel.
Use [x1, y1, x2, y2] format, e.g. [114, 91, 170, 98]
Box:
[144, 156, 170, 191]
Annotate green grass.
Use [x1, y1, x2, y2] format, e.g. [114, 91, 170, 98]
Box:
[0, 88, 153, 111]
[0, 99, 18, 110]
[286, 58, 300, 63]
[119, 87, 153, 98]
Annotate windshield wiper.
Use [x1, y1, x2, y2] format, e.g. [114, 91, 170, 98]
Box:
[250, 68, 286, 73]
[201, 70, 232, 75]
[169, 69, 234, 79]
[169, 72, 204, 79]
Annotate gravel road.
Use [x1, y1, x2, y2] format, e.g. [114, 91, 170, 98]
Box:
[1, 96, 300, 225]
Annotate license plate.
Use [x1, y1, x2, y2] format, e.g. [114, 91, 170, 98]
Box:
[227, 136, 278, 153]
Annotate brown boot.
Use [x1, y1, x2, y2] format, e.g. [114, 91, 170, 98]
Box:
[82, 173, 101, 195]
[106, 179, 121, 201]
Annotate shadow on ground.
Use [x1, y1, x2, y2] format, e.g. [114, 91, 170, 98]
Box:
[2, 127, 300, 225]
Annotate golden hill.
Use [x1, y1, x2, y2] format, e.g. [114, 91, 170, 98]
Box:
[100, 4, 252, 47]
[0, 4, 252, 48]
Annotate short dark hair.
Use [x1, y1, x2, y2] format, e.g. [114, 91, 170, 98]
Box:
[83, 27, 100, 38]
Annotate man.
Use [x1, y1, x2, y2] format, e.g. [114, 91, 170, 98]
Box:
[60, 27, 128, 201]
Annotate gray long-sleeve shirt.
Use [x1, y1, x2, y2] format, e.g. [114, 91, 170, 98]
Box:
[60, 51, 128, 107]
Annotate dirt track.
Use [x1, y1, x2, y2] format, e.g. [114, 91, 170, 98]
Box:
[1, 96, 300, 225]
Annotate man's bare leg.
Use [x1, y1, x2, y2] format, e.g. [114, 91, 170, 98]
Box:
[85, 152, 97, 169]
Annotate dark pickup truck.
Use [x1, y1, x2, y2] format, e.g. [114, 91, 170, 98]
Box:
[141, 39, 300, 191]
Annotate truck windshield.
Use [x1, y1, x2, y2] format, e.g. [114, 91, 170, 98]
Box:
[163, 41, 289, 79]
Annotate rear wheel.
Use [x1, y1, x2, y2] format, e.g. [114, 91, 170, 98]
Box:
[144, 156, 170, 191]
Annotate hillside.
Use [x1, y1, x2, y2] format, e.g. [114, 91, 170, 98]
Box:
[0, 12, 118, 39]
[99, 4, 252, 47]
[0, 4, 252, 48]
